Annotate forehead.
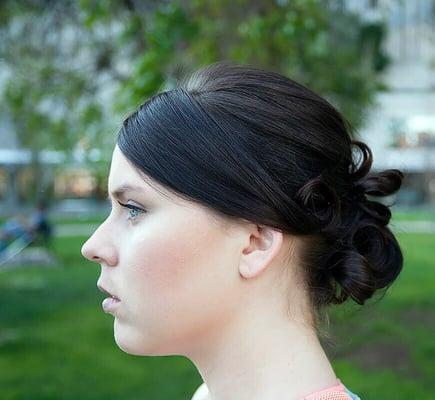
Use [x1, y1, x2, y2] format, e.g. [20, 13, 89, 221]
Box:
[109, 145, 142, 184]
[108, 145, 179, 203]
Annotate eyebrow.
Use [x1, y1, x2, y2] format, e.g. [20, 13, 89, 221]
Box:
[107, 184, 145, 201]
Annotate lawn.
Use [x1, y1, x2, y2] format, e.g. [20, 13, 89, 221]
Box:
[390, 207, 435, 222]
[0, 228, 434, 399]
[325, 231, 435, 398]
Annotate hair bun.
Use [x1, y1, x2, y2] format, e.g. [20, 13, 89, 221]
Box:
[348, 139, 404, 226]
[294, 174, 341, 233]
[348, 140, 373, 181]
[310, 140, 405, 306]
[349, 139, 404, 197]
[327, 247, 374, 305]
[326, 217, 404, 305]
[354, 169, 404, 199]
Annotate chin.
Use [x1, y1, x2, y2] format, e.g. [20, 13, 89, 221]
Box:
[113, 319, 137, 354]
[112, 319, 154, 356]
[114, 331, 142, 355]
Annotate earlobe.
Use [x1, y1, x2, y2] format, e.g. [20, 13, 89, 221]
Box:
[239, 226, 283, 279]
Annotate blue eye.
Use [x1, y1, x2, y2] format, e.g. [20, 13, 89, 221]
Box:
[117, 201, 146, 221]
[127, 207, 141, 220]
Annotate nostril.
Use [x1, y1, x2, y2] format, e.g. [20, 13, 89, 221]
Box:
[81, 240, 117, 266]
[81, 242, 95, 261]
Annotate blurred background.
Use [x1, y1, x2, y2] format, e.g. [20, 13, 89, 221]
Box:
[0, 0, 434, 399]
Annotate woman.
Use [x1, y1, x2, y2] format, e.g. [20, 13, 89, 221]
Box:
[81, 61, 404, 400]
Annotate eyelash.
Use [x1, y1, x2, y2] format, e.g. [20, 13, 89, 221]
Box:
[117, 201, 146, 221]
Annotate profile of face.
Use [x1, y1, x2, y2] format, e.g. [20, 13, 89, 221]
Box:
[81, 145, 287, 357]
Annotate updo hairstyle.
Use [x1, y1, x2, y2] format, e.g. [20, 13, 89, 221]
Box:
[117, 61, 404, 332]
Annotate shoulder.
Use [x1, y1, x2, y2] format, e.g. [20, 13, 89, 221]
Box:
[190, 382, 210, 400]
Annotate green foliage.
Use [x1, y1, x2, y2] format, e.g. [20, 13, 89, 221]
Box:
[0, 0, 391, 190]
[359, 21, 391, 72]
[185, 0, 380, 128]
[114, 3, 199, 111]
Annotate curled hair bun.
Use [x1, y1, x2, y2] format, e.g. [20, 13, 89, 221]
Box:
[350, 140, 403, 200]
[349, 140, 404, 225]
[327, 216, 403, 305]
[299, 139, 404, 306]
[295, 175, 342, 233]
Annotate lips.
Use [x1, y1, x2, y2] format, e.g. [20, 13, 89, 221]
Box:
[97, 282, 120, 301]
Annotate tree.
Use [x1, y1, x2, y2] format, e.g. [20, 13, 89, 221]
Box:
[0, 0, 390, 202]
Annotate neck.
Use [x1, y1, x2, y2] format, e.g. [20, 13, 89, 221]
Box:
[188, 301, 337, 400]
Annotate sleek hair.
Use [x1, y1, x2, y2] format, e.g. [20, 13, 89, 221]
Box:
[117, 61, 404, 334]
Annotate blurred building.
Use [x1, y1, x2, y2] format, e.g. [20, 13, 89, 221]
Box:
[346, 0, 435, 206]
[0, 112, 59, 209]
[0, 110, 102, 216]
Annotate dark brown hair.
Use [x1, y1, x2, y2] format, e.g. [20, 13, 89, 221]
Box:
[117, 61, 404, 334]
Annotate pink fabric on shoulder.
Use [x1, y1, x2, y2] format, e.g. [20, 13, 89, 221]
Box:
[302, 379, 353, 400]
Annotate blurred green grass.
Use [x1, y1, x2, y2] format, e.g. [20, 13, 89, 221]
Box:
[1, 222, 434, 399]
[391, 208, 435, 222]
[326, 231, 435, 398]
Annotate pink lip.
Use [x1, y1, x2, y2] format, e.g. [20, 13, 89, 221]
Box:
[97, 282, 120, 300]
[102, 297, 121, 313]
[97, 281, 121, 313]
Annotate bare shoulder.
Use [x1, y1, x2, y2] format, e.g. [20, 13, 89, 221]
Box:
[190, 382, 210, 400]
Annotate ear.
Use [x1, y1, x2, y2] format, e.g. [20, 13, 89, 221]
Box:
[239, 225, 283, 279]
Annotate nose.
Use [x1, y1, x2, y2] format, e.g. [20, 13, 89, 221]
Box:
[81, 224, 118, 266]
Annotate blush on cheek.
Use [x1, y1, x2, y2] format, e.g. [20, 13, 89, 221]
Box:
[137, 235, 204, 292]
[130, 212, 219, 294]
[119, 226, 216, 347]
[117, 212, 238, 355]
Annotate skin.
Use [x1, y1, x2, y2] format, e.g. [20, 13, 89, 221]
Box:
[81, 144, 338, 400]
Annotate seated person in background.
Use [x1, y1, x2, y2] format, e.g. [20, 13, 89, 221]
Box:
[30, 200, 52, 247]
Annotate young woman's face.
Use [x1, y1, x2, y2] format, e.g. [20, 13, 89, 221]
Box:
[81, 145, 245, 356]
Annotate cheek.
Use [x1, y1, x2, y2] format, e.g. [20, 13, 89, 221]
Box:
[127, 222, 206, 294]
[119, 214, 239, 341]
[124, 208, 235, 294]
